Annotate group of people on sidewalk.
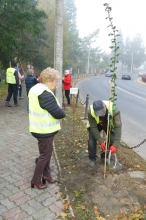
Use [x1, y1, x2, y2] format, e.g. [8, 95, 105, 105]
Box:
[5, 61, 39, 108]
[4, 62, 122, 189]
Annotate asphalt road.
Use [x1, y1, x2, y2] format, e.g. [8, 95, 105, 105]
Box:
[76, 74, 146, 161]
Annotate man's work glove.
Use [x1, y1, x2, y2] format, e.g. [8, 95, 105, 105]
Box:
[110, 145, 117, 154]
[100, 142, 106, 151]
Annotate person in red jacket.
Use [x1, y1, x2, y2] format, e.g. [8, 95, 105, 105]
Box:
[62, 70, 72, 105]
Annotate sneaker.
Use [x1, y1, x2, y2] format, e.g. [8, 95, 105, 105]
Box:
[19, 97, 24, 99]
[89, 160, 95, 167]
[14, 104, 20, 107]
[5, 102, 12, 107]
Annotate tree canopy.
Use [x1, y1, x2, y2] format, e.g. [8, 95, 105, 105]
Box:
[0, 0, 47, 69]
[119, 34, 146, 70]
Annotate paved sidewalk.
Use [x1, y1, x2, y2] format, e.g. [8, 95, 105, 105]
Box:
[0, 88, 66, 220]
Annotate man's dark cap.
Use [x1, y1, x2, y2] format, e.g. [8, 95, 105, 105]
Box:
[11, 61, 17, 67]
[93, 100, 104, 116]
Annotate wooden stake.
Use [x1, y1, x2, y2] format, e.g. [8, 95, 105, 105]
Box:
[104, 113, 110, 179]
[104, 81, 112, 178]
[72, 95, 75, 134]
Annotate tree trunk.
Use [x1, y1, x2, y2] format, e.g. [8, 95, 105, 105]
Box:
[54, 0, 64, 106]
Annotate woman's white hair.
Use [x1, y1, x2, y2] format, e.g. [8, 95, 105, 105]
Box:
[27, 68, 34, 76]
[64, 70, 69, 74]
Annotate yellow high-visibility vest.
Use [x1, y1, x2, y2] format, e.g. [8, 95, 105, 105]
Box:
[87, 100, 114, 130]
[6, 67, 16, 84]
[29, 83, 61, 134]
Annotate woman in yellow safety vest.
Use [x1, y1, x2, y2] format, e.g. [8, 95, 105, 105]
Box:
[29, 67, 66, 189]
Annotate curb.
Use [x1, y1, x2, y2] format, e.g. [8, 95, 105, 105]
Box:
[53, 144, 75, 218]
[136, 78, 146, 87]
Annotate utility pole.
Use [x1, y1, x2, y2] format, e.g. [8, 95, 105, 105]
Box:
[131, 53, 133, 75]
[87, 44, 90, 75]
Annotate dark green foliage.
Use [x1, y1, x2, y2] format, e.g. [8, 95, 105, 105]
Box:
[64, 0, 102, 73]
[0, 0, 47, 68]
[64, 0, 80, 71]
[17, 32, 49, 71]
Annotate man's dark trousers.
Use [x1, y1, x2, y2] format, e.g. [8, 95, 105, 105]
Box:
[88, 125, 114, 161]
[6, 84, 18, 104]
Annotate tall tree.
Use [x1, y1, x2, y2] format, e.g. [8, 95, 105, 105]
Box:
[130, 34, 146, 68]
[0, 0, 47, 69]
[116, 29, 124, 63]
[38, 0, 56, 67]
[63, 0, 80, 71]
[17, 32, 49, 72]
[122, 34, 146, 70]
[102, 53, 110, 66]
[79, 29, 101, 73]
[54, 0, 64, 106]
[122, 36, 131, 70]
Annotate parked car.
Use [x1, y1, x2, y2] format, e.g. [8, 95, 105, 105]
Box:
[121, 72, 131, 80]
[138, 72, 146, 77]
[104, 69, 109, 74]
[138, 72, 143, 76]
[105, 70, 113, 77]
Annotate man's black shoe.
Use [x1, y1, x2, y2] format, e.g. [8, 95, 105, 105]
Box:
[100, 151, 109, 159]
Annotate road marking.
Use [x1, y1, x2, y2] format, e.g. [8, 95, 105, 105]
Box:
[116, 86, 146, 101]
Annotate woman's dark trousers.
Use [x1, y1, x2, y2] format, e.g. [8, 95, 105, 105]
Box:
[32, 136, 54, 182]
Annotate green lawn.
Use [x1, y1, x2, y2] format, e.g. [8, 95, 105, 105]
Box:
[0, 82, 7, 99]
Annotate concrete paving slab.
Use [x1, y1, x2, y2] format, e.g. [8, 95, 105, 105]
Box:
[128, 171, 146, 179]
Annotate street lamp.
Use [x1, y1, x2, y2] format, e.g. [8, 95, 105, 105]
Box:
[87, 45, 90, 75]
[131, 53, 133, 75]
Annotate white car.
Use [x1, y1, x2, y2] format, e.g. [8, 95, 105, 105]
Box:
[105, 70, 113, 77]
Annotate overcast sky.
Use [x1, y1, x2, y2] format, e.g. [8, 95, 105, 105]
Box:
[75, 0, 146, 52]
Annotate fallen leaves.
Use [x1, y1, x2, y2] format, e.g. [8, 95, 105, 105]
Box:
[64, 202, 70, 210]
[60, 212, 67, 217]
[94, 206, 107, 220]
[94, 206, 100, 217]
[55, 101, 146, 220]
[134, 164, 140, 168]
[74, 190, 80, 196]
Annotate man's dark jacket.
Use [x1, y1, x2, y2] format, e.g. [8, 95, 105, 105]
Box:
[88, 107, 122, 147]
